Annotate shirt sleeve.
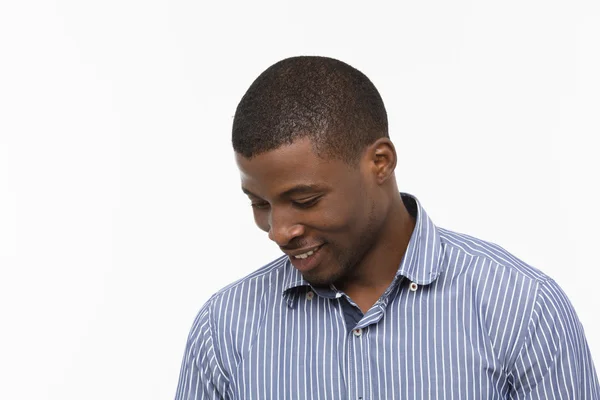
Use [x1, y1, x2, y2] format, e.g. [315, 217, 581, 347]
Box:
[509, 278, 600, 399]
[175, 300, 229, 400]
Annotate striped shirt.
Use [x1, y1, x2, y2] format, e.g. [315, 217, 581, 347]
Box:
[175, 194, 600, 399]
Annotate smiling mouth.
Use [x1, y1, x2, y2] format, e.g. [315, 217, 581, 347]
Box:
[292, 245, 323, 259]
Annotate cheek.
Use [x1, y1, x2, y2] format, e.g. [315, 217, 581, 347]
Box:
[314, 202, 361, 233]
[325, 200, 373, 242]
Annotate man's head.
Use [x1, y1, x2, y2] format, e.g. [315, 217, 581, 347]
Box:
[233, 56, 400, 286]
[232, 56, 388, 165]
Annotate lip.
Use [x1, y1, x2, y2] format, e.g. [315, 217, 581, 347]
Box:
[288, 244, 325, 273]
[284, 244, 324, 258]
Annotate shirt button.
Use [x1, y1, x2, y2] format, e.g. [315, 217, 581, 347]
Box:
[353, 328, 363, 337]
[409, 282, 419, 292]
[306, 291, 315, 300]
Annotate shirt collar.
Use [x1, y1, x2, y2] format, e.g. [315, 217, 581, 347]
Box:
[394, 193, 444, 285]
[281, 193, 444, 305]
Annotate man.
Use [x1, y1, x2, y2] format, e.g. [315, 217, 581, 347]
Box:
[176, 56, 599, 399]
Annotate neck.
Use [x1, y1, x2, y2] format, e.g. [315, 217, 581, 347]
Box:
[337, 192, 416, 313]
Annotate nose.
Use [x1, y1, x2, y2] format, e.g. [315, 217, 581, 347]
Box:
[267, 208, 304, 246]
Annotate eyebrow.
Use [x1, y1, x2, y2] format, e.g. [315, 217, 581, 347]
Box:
[242, 184, 325, 199]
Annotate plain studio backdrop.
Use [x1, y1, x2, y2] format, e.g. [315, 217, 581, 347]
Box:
[1, 0, 599, 398]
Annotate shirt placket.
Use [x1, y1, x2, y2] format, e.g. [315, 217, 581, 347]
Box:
[342, 292, 393, 400]
[347, 324, 368, 400]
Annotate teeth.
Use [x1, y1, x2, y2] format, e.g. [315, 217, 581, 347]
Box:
[294, 249, 316, 259]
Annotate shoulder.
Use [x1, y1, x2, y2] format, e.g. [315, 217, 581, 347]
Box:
[184, 255, 289, 349]
[437, 226, 550, 284]
[435, 227, 590, 371]
[191, 254, 290, 340]
[201, 254, 289, 311]
[435, 227, 565, 367]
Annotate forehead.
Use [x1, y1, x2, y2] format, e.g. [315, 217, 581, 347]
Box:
[235, 138, 353, 196]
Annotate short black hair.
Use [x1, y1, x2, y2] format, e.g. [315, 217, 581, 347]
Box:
[232, 56, 388, 165]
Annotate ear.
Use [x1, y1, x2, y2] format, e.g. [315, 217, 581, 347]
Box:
[367, 138, 397, 185]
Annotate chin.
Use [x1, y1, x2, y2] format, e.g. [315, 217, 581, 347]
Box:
[303, 275, 334, 287]
[302, 267, 345, 287]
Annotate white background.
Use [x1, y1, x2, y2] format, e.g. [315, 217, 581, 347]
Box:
[1, 0, 599, 398]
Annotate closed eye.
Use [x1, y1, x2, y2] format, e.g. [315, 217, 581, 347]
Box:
[292, 196, 321, 209]
[250, 201, 270, 210]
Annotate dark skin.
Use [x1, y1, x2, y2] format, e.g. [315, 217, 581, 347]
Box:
[235, 137, 416, 313]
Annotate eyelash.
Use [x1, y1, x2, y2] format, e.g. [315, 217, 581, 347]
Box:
[293, 197, 320, 209]
[250, 197, 321, 210]
[250, 202, 270, 210]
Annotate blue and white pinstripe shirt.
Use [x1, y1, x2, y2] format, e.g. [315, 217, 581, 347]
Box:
[176, 194, 599, 399]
